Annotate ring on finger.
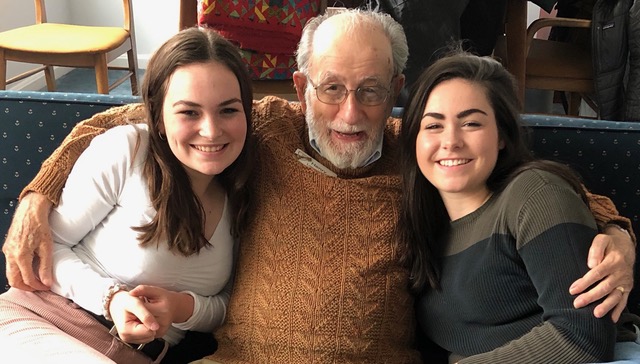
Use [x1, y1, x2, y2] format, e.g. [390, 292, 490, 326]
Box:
[616, 286, 625, 294]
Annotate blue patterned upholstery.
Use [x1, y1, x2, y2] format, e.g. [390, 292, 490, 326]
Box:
[1, 94, 639, 312]
[0, 90, 140, 290]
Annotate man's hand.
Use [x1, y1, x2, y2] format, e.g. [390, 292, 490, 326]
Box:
[570, 226, 635, 322]
[2, 193, 54, 291]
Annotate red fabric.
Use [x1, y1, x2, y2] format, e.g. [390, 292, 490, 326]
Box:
[198, 0, 320, 54]
[198, 0, 322, 80]
[240, 48, 297, 79]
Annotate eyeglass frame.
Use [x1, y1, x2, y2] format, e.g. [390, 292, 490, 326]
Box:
[306, 76, 396, 106]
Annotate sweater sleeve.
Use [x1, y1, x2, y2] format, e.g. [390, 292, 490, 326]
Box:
[460, 176, 616, 364]
[19, 103, 146, 205]
[172, 239, 237, 333]
[585, 190, 636, 243]
[173, 279, 232, 333]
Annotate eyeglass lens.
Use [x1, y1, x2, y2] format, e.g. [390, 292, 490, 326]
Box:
[315, 84, 388, 106]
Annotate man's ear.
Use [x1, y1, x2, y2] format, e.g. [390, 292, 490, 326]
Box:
[293, 71, 308, 112]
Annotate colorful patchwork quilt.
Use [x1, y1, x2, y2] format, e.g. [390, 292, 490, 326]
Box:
[198, 0, 322, 80]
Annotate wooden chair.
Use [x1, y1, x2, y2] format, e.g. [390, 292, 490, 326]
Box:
[179, 0, 198, 30]
[525, 15, 593, 115]
[500, 0, 594, 115]
[179, 0, 327, 100]
[0, 0, 139, 95]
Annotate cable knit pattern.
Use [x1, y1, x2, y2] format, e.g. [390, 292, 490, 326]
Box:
[208, 97, 420, 363]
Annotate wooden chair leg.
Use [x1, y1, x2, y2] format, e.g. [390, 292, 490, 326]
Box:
[568, 92, 582, 116]
[179, 0, 198, 30]
[127, 49, 139, 96]
[0, 51, 6, 90]
[44, 65, 56, 91]
[94, 55, 109, 94]
[504, 0, 528, 110]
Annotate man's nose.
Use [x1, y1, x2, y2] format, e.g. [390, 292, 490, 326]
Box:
[337, 91, 363, 125]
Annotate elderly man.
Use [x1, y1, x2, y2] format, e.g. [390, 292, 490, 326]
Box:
[2, 9, 636, 363]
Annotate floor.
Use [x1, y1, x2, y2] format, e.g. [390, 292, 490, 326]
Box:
[40, 68, 144, 96]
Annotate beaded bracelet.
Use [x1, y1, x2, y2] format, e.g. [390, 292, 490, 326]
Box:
[102, 283, 129, 321]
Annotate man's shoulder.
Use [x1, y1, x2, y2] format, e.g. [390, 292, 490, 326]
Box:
[252, 96, 303, 119]
[101, 102, 145, 120]
[251, 96, 305, 138]
[79, 102, 146, 130]
[382, 116, 402, 152]
[385, 116, 402, 136]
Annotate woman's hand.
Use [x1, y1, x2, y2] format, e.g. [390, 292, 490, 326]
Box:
[129, 285, 195, 339]
[108, 290, 159, 344]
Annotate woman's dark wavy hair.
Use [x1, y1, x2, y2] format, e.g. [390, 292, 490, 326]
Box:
[398, 51, 586, 291]
[134, 27, 254, 256]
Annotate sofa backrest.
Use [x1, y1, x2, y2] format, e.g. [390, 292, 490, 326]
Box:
[0, 90, 141, 291]
[1, 95, 639, 313]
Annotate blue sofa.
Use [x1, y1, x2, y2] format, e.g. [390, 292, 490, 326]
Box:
[1, 90, 639, 315]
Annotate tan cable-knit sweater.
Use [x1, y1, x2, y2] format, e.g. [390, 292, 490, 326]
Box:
[209, 98, 420, 363]
[22, 96, 633, 363]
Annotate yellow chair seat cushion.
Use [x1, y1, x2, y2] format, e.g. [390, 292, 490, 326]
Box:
[0, 23, 130, 54]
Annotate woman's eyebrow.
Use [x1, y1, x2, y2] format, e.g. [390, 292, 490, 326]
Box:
[422, 108, 487, 120]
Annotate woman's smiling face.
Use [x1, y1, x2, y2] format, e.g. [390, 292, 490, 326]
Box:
[416, 78, 504, 204]
[161, 61, 247, 183]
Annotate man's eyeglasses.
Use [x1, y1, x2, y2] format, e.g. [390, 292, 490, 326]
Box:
[307, 77, 391, 106]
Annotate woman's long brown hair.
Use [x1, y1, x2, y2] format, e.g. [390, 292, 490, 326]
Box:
[133, 27, 254, 256]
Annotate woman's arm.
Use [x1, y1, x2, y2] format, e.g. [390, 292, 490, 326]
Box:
[461, 176, 616, 363]
[49, 125, 143, 314]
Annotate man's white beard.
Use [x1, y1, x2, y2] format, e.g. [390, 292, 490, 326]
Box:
[305, 93, 382, 170]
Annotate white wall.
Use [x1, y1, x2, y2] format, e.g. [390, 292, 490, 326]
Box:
[66, 0, 180, 65]
[1, 0, 181, 90]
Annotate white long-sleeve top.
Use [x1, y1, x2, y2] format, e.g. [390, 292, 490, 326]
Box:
[49, 124, 235, 346]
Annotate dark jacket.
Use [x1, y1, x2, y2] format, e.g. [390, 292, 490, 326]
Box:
[625, 0, 640, 120]
[591, 0, 634, 120]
